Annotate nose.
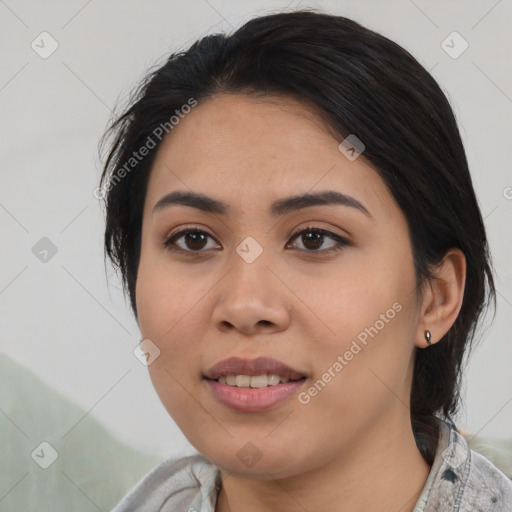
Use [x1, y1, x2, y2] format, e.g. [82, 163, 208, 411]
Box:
[211, 248, 292, 336]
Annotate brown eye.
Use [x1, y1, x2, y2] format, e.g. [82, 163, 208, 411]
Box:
[299, 231, 324, 250]
[288, 227, 349, 254]
[164, 228, 220, 252]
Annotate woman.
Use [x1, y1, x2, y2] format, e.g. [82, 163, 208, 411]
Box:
[99, 10, 512, 512]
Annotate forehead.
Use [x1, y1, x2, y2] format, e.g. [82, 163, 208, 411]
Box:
[143, 93, 395, 220]
[159, 93, 337, 161]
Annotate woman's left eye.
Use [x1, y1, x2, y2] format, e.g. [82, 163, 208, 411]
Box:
[287, 226, 349, 254]
[162, 226, 349, 255]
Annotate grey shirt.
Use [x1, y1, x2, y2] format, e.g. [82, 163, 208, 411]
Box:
[111, 419, 512, 511]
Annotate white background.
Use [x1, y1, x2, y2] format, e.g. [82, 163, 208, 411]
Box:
[1, 0, 511, 457]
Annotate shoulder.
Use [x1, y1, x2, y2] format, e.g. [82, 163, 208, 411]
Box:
[425, 420, 512, 512]
[110, 453, 218, 512]
[465, 446, 512, 509]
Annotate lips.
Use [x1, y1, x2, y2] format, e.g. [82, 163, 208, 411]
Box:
[204, 356, 306, 381]
[203, 357, 307, 412]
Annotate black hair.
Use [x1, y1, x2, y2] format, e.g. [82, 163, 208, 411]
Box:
[99, 10, 496, 464]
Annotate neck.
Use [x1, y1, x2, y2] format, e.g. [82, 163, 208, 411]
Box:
[215, 413, 432, 512]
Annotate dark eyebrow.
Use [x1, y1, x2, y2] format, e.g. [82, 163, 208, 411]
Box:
[152, 190, 371, 218]
[271, 190, 371, 217]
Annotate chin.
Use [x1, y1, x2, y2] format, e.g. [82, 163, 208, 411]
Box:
[199, 442, 308, 480]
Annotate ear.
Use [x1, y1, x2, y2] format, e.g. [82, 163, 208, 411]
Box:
[415, 248, 466, 348]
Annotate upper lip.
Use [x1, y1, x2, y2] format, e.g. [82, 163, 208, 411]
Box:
[204, 357, 306, 381]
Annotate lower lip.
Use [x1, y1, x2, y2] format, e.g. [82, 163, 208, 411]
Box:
[205, 379, 306, 412]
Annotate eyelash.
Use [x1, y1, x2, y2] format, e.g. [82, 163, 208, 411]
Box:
[162, 225, 350, 256]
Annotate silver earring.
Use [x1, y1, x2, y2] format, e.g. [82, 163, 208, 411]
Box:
[425, 330, 432, 346]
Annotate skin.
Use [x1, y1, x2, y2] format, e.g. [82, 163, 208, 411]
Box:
[135, 93, 466, 512]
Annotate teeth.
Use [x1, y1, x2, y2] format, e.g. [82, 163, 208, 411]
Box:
[216, 374, 294, 388]
[249, 375, 269, 388]
[267, 374, 280, 385]
[236, 375, 251, 387]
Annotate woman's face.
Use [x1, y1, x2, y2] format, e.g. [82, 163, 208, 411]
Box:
[136, 93, 423, 478]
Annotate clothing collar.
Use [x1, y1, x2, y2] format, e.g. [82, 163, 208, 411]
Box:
[187, 466, 222, 512]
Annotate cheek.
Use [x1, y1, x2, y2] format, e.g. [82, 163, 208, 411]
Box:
[297, 258, 418, 420]
[311, 298, 417, 412]
[135, 255, 214, 411]
[299, 259, 412, 348]
[136, 251, 210, 341]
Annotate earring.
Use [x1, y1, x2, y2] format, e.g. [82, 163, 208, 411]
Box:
[424, 330, 432, 346]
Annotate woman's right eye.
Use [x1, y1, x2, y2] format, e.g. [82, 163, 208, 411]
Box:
[163, 228, 220, 253]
